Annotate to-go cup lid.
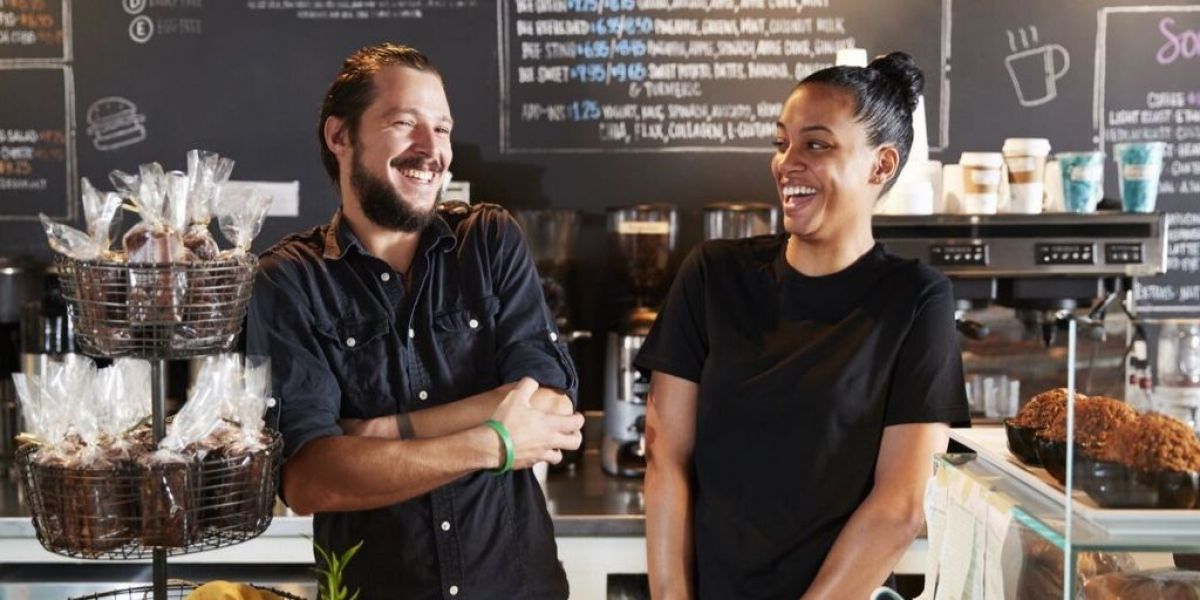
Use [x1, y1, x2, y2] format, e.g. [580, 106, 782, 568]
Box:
[1002, 138, 1051, 156]
[960, 152, 1004, 168]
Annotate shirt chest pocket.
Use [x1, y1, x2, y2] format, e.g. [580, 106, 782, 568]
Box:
[432, 295, 501, 386]
[315, 316, 393, 407]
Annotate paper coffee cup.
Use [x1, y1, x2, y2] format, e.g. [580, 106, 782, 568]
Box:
[1001, 139, 1050, 214]
[1056, 151, 1105, 213]
[1006, 183, 1044, 213]
[959, 152, 1003, 213]
[961, 193, 998, 215]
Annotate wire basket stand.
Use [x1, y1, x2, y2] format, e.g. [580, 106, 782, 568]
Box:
[56, 256, 256, 359]
[47, 256, 266, 600]
[71, 581, 305, 600]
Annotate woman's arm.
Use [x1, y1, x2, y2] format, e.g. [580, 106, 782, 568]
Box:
[800, 422, 949, 600]
[645, 371, 700, 600]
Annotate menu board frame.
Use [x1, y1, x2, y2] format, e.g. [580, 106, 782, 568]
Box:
[0, 63, 75, 221]
[497, 0, 952, 154]
[1096, 5, 1200, 317]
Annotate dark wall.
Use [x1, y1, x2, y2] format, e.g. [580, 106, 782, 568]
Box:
[1, 0, 1197, 407]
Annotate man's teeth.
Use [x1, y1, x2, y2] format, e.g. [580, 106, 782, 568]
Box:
[398, 168, 435, 182]
[781, 185, 817, 197]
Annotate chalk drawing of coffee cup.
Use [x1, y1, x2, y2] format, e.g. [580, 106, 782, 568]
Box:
[1004, 26, 1070, 107]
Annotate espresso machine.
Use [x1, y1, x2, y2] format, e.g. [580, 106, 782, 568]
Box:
[602, 204, 677, 477]
[874, 212, 1167, 412]
[703, 202, 778, 240]
[0, 259, 44, 468]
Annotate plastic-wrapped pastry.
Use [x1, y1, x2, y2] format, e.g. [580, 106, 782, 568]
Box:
[182, 150, 235, 261]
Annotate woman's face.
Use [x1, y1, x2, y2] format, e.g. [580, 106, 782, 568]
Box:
[770, 83, 891, 241]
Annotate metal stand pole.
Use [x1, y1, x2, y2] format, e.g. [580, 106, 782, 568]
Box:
[151, 359, 167, 600]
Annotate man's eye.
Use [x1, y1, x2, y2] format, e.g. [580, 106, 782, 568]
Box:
[807, 141, 829, 150]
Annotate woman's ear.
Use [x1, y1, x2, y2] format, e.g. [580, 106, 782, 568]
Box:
[872, 145, 901, 185]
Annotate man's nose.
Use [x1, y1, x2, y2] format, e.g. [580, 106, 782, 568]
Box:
[409, 123, 436, 155]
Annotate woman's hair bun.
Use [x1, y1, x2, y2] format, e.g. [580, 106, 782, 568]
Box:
[868, 51, 924, 113]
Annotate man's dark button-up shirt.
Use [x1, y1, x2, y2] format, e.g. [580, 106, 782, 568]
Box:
[247, 203, 577, 600]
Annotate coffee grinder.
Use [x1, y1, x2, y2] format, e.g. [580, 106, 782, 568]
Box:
[513, 209, 582, 333]
[602, 204, 677, 477]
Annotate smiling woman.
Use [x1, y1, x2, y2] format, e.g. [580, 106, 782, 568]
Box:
[637, 52, 968, 600]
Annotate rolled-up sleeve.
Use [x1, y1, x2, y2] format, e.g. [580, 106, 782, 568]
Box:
[486, 210, 579, 404]
[247, 256, 344, 460]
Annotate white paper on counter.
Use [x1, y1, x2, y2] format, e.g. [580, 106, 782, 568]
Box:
[935, 466, 985, 600]
[917, 466, 952, 600]
[983, 493, 1016, 600]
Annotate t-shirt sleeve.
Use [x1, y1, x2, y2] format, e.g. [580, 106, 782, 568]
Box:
[884, 276, 971, 427]
[246, 257, 344, 461]
[634, 245, 709, 383]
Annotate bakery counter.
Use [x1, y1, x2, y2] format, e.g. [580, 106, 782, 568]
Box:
[0, 450, 925, 600]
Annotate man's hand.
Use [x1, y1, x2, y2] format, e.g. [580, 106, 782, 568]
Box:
[489, 378, 584, 469]
[529, 387, 574, 416]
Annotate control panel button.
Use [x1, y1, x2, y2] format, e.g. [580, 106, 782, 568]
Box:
[1036, 243, 1096, 266]
[930, 244, 989, 267]
[1105, 243, 1144, 265]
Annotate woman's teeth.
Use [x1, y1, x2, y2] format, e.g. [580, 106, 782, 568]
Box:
[781, 185, 817, 197]
[399, 168, 435, 183]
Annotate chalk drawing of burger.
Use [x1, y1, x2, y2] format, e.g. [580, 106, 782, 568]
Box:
[86, 97, 147, 151]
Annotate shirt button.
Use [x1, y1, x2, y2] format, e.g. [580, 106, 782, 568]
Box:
[345, 337, 356, 347]
[549, 332, 558, 342]
[440, 520, 451, 531]
[468, 318, 479, 329]
[449, 585, 459, 596]
[408, 328, 415, 339]
[380, 272, 391, 282]
[418, 390, 429, 401]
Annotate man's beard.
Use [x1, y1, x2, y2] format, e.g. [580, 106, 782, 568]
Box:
[350, 151, 438, 233]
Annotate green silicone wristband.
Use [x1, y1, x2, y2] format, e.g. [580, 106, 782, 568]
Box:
[484, 419, 515, 475]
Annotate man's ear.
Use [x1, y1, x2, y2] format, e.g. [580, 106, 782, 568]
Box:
[323, 115, 351, 158]
[872, 145, 901, 185]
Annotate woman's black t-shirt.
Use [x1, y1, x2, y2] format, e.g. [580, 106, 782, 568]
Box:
[635, 235, 970, 599]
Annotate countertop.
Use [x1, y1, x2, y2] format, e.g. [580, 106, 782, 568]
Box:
[0, 449, 645, 541]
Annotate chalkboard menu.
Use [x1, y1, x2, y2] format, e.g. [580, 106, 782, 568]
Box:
[0, 0, 67, 60]
[499, 0, 946, 152]
[0, 66, 72, 219]
[0, 0, 1197, 314]
[1096, 6, 1200, 315]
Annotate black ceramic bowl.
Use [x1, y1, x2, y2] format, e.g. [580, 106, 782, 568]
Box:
[1081, 459, 1200, 509]
[1005, 419, 1042, 466]
[1035, 437, 1068, 484]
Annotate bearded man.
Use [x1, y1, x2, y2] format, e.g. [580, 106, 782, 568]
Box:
[247, 43, 583, 600]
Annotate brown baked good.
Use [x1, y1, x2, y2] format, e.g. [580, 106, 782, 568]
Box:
[1014, 388, 1086, 429]
[1037, 396, 1138, 447]
[1106, 413, 1200, 472]
[1083, 568, 1200, 600]
[1018, 527, 1136, 598]
[138, 458, 198, 548]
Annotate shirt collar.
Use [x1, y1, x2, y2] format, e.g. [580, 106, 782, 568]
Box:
[323, 208, 458, 261]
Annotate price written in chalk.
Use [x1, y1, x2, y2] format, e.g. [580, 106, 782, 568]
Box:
[576, 38, 648, 58]
[564, 0, 637, 10]
[569, 62, 648, 83]
[593, 16, 653, 35]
